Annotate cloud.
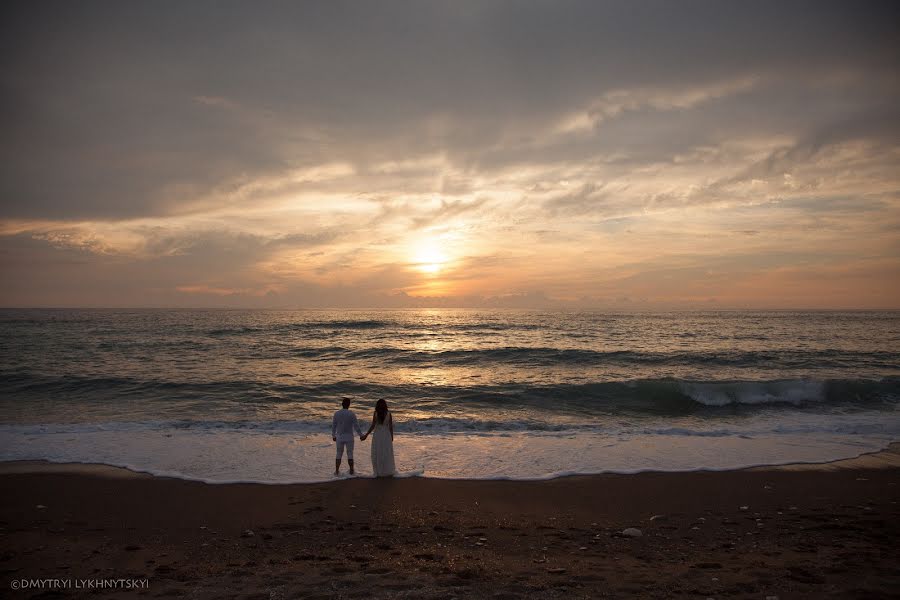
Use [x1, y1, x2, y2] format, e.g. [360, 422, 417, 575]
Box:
[554, 77, 761, 135]
[3, 1, 898, 219]
[1, 1, 899, 307]
[410, 198, 489, 229]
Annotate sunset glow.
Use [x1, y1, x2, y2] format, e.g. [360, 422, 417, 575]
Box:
[1, 3, 898, 309]
[411, 238, 449, 275]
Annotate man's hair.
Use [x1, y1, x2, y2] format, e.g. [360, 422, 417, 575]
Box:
[341, 398, 351, 409]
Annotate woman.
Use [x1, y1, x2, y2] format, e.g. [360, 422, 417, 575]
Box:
[361, 398, 396, 477]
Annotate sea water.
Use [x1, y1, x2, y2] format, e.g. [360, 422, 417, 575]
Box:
[1, 309, 898, 482]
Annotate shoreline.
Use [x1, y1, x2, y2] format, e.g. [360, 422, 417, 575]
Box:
[2, 441, 899, 484]
[1, 446, 898, 598]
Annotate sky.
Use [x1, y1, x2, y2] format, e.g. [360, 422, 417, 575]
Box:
[2, 1, 899, 309]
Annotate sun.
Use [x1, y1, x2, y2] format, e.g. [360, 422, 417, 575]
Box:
[411, 238, 448, 274]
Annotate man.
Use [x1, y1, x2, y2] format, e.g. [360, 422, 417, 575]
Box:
[332, 397, 364, 476]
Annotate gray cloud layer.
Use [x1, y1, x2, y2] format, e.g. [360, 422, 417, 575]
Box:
[2, 1, 898, 219]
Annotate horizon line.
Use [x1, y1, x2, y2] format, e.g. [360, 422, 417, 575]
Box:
[2, 306, 898, 312]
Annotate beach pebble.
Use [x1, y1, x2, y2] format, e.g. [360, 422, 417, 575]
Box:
[35, 504, 47, 509]
[241, 529, 255, 538]
[622, 528, 642, 537]
[739, 505, 749, 511]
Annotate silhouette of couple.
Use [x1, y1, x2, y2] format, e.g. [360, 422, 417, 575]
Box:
[331, 398, 395, 477]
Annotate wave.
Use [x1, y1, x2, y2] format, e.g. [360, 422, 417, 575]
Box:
[258, 345, 900, 369]
[3, 412, 897, 437]
[2, 372, 898, 418]
[679, 380, 826, 406]
[204, 320, 553, 337]
[205, 320, 390, 336]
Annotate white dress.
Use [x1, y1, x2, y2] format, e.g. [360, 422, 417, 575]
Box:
[371, 411, 396, 477]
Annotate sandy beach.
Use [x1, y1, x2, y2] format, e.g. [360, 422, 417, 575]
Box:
[1, 446, 898, 599]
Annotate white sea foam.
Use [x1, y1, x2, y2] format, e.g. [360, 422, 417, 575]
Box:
[1, 412, 897, 484]
[679, 380, 827, 406]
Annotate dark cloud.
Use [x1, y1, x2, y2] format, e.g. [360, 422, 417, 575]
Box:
[2, 1, 898, 219]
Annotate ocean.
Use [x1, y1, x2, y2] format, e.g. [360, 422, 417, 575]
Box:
[1, 308, 898, 482]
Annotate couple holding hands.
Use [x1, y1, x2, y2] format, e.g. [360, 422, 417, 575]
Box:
[331, 397, 395, 477]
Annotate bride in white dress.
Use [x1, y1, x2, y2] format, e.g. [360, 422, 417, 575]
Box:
[361, 399, 396, 477]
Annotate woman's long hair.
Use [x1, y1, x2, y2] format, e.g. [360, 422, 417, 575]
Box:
[375, 398, 388, 424]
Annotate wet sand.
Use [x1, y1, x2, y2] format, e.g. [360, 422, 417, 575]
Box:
[1, 445, 898, 599]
